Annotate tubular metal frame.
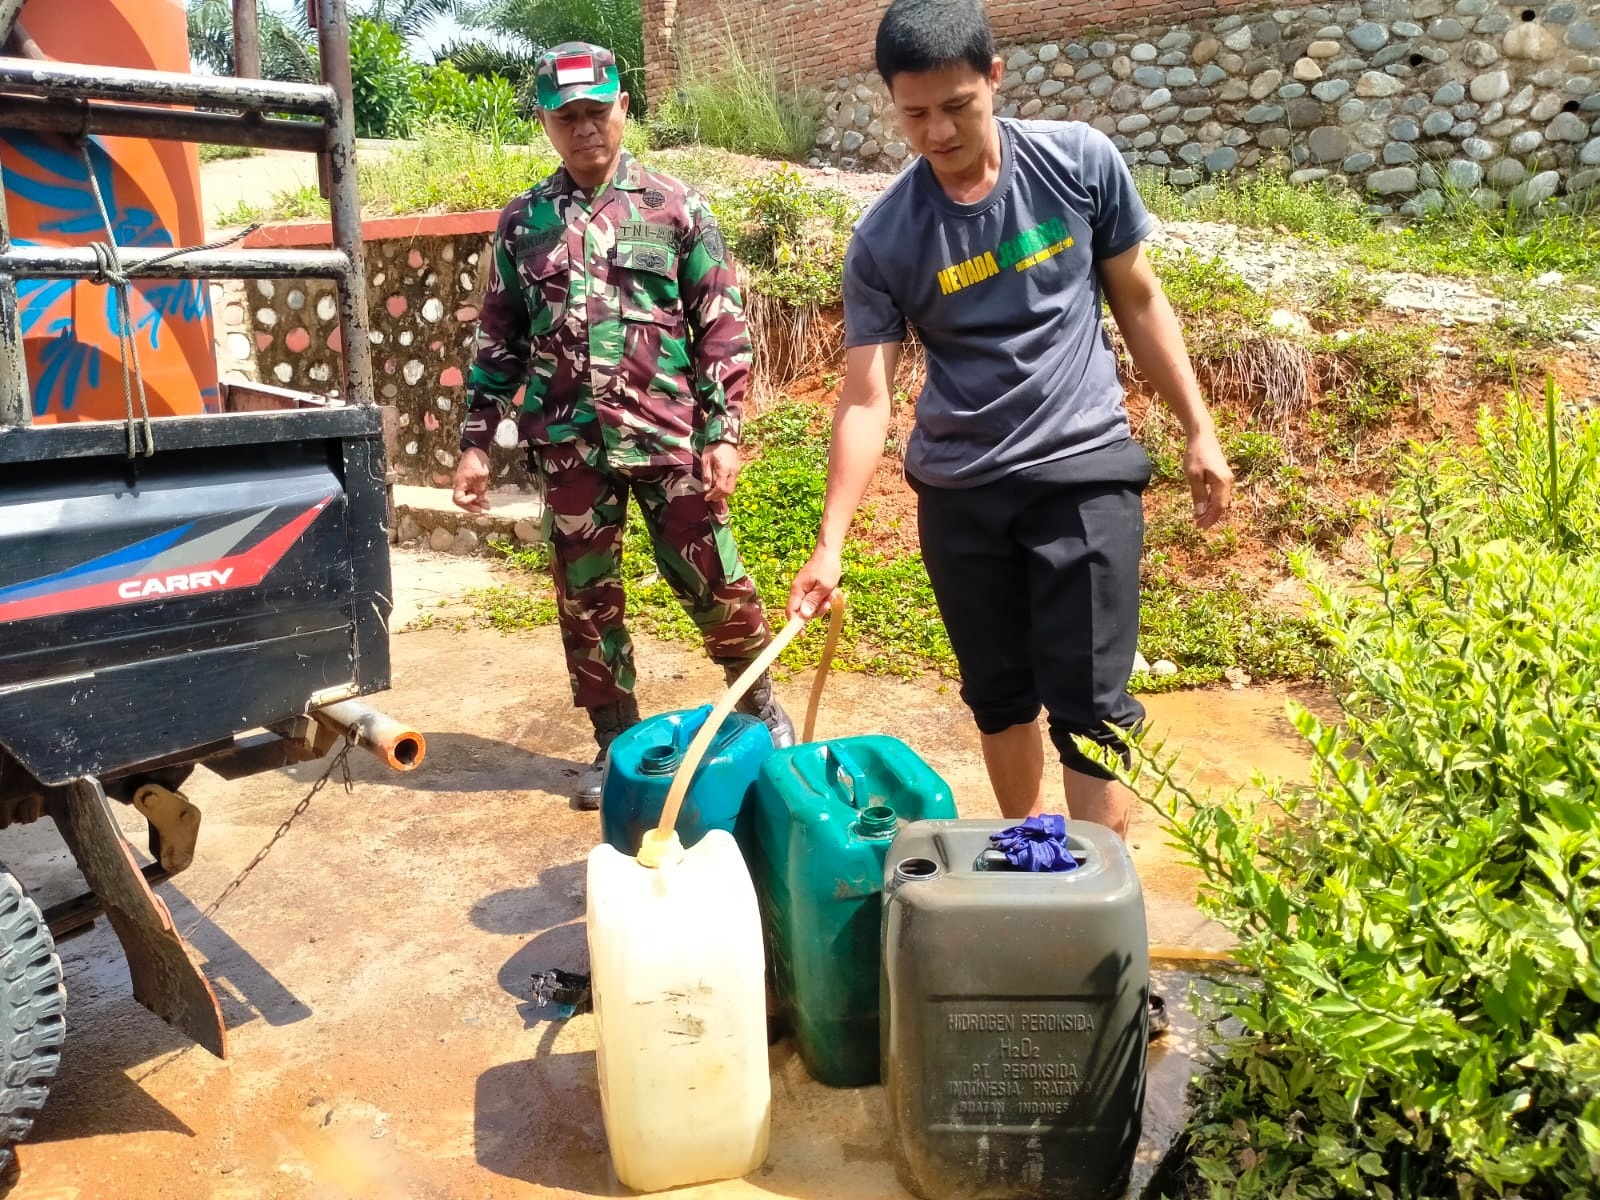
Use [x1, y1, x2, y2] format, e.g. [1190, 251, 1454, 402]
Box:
[0, 0, 373, 426]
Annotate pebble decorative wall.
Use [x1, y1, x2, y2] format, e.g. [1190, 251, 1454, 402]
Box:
[811, 0, 1600, 212]
[241, 215, 530, 489]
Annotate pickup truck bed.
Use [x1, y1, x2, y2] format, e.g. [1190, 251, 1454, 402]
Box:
[0, 405, 392, 792]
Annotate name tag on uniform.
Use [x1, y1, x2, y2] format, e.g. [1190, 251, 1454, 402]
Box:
[513, 228, 564, 258]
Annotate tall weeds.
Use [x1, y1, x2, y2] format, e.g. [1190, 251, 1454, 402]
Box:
[651, 23, 818, 161]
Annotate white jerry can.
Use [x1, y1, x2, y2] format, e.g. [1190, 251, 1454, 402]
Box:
[585, 827, 771, 1192]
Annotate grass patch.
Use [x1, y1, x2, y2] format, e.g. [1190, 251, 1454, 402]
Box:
[468, 585, 558, 629]
[469, 400, 1324, 689]
[1139, 166, 1374, 244]
[649, 29, 817, 161]
[217, 182, 327, 227]
[1296, 326, 1440, 467]
[216, 119, 653, 224]
[198, 143, 259, 163]
[1148, 246, 1272, 329]
[1396, 199, 1600, 280]
[1135, 570, 1321, 691]
[1139, 164, 1600, 283]
[1308, 268, 1383, 327]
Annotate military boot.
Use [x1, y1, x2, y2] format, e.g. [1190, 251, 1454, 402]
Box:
[575, 694, 642, 810]
[722, 663, 796, 748]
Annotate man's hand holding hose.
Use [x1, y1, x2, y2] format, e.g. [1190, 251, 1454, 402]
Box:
[788, 546, 842, 621]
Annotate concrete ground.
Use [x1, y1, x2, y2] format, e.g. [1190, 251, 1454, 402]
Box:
[200, 144, 399, 237]
[7, 550, 1316, 1199]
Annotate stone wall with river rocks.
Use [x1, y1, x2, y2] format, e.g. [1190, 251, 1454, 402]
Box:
[814, 0, 1600, 212]
[238, 214, 531, 490]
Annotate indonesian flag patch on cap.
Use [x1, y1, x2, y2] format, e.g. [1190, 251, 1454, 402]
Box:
[536, 43, 620, 109]
[554, 52, 597, 86]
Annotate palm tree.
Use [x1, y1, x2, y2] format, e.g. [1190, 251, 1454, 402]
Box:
[185, 0, 320, 81]
[449, 0, 644, 112]
[361, 0, 465, 39]
[187, 1, 464, 79]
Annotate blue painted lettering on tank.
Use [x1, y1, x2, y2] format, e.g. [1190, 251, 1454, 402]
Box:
[34, 324, 102, 417]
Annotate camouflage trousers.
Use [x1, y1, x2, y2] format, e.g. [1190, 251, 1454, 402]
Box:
[535, 442, 773, 708]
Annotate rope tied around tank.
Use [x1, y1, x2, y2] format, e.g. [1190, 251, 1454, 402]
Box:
[75, 138, 260, 457]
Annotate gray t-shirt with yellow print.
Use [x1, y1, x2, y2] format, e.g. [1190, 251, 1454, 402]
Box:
[843, 118, 1154, 489]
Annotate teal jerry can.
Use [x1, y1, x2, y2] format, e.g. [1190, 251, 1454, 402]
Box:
[601, 706, 774, 856]
[751, 735, 957, 1086]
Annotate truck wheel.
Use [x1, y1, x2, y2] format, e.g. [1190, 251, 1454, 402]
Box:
[0, 868, 65, 1183]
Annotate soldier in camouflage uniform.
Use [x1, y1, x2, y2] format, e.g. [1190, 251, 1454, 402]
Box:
[451, 41, 794, 807]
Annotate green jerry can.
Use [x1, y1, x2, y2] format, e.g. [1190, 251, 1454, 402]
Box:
[882, 819, 1150, 1200]
[751, 736, 958, 1087]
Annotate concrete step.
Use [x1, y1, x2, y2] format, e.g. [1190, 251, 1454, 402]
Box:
[392, 484, 544, 556]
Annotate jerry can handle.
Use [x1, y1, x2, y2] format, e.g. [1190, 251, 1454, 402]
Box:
[823, 743, 872, 810]
[674, 711, 702, 756]
[685, 703, 742, 755]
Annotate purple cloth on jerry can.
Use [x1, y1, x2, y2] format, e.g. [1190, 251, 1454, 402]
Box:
[988, 814, 1079, 872]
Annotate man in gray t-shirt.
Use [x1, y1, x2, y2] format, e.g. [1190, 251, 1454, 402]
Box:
[788, 0, 1232, 841]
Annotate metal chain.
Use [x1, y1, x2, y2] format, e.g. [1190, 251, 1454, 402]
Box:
[182, 734, 356, 937]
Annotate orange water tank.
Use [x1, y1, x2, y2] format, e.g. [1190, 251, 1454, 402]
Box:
[1, 0, 220, 422]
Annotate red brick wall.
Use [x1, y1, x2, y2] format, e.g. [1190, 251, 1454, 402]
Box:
[645, 0, 1275, 99]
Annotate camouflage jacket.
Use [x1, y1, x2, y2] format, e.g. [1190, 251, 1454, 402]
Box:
[459, 152, 751, 468]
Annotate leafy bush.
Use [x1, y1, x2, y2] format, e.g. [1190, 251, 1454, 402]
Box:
[715, 167, 858, 308]
[1106, 379, 1600, 1199]
[415, 62, 533, 143]
[350, 18, 421, 139]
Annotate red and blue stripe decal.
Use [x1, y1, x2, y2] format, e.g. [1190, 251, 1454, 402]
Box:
[0, 496, 333, 624]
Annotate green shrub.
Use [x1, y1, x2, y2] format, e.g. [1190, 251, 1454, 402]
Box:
[1103, 378, 1600, 1199]
[350, 18, 421, 139]
[1224, 428, 1286, 482]
[715, 167, 858, 307]
[415, 62, 533, 143]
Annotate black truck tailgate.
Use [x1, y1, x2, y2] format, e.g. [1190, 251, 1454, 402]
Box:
[0, 408, 392, 786]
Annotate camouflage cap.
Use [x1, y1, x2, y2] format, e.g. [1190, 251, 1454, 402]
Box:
[534, 42, 622, 110]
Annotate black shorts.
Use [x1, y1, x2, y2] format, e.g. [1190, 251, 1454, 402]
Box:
[911, 456, 1148, 778]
